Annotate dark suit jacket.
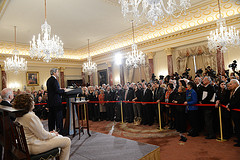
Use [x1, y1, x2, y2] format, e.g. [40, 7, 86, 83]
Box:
[0, 100, 12, 107]
[154, 87, 165, 102]
[142, 88, 153, 102]
[124, 88, 134, 101]
[200, 84, 215, 109]
[104, 91, 114, 101]
[115, 89, 124, 101]
[47, 76, 65, 111]
[135, 89, 143, 102]
[229, 87, 240, 110]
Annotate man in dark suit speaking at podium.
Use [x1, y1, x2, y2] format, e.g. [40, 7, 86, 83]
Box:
[47, 68, 66, 135]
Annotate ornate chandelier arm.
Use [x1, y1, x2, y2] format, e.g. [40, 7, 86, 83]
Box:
[159, 0, 184, 18]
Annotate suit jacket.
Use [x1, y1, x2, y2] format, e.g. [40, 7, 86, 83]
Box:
[135, 89, 143, 102]
[200, 84, 215, 106]
[154, 87, 165, 102]
[229, 87, 240, 110]
[115, 89, 124, 101]
[104, 91, 114, 101]
[47, 76, 65, 111]
[0, 100, 12, 107]
[142, 88, 153, 102]
[195, 84, 203, 103]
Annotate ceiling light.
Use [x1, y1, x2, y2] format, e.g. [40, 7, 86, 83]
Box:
[119, 0, 191, 25]
[4, 26, 27, 74]
[29, 0, 64, 62]
[82, 39, 97, 75]
[126, 21, 146, 68]
[207, 0, 240, 53]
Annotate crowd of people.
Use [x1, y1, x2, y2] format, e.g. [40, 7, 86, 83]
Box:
[1, 67, 240, 151]
[70, 68, 240, 147]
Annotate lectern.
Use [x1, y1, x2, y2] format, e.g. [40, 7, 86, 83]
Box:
[63, 88, 82, 135]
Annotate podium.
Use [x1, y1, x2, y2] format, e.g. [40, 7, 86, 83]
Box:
[63, 88, 82, 135]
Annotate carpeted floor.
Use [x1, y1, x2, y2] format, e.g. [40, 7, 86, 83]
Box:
[88, 120, 240, 160]
[69, 131, 159, 160]
[42, 120, 159, 160]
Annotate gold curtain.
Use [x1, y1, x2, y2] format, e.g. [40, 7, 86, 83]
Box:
[176, 44, 216, 77]
[123, 57, 151, 83]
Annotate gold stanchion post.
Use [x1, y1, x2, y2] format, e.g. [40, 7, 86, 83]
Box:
[158, 102, 164, 131]
[84, 104, 87, 121]
[217, 104, 226, 142]
[121, 101, 123, 124]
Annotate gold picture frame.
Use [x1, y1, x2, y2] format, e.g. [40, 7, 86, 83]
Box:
[26, 72, 39, 86]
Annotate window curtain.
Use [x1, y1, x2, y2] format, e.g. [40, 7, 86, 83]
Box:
[123, 57, 150, 83]
[176, 45, 216, 77]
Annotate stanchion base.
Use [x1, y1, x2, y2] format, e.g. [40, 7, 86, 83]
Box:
[157, 127, 165, 131]
[216, 137, 227, 142]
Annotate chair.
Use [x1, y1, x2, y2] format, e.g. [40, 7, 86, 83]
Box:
[11, 121, 60, 160]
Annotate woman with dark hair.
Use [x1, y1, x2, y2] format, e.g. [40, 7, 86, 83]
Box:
[13, 93, 71, 160]
[215, 81, 232, 139]
[165, 83, 176, 129]
[184, 81, 199, 137]
[179, 80, 187, 88]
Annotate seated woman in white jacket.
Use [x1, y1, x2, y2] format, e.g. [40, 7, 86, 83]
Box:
[13, 93, 71, 160]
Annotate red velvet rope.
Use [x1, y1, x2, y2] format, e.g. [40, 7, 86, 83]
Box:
[34, 101, 240, 111]
[34, 102, 67, 106]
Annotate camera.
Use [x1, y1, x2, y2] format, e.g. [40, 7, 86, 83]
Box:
[195, 68, 203, 77]
[182, 68, 190, 78]
[228, 60, 237, 71]
[205, 66, 216, 78]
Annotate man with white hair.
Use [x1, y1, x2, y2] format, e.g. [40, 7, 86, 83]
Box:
[47, 68, 66, 135]
[0, 88, 13, 107]
[0, 88, 14, 159]
[200, 76, 216, 139]
[228, 79, 240, 147]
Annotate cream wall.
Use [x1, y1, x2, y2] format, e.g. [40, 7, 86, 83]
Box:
[153, 50, 168, 78]
[224, 47, 240, 72]
[64, 67, 82, 87]
[112, 63, 120, 85]
[5, 65, 82, 91]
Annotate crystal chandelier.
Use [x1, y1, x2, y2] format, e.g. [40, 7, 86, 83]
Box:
[29, 0, 64, 63]
[207, 0, 240, 53]
[82, 39, 97, 75]
[126, 21, 146, 68]
[119, 0, 191, 25]
[4, 26, 27, 74]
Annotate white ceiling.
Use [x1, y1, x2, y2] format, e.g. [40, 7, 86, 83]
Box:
[0, 0, 203, 50]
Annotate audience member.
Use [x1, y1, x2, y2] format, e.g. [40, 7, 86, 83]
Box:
[13, 93, 71, 160]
